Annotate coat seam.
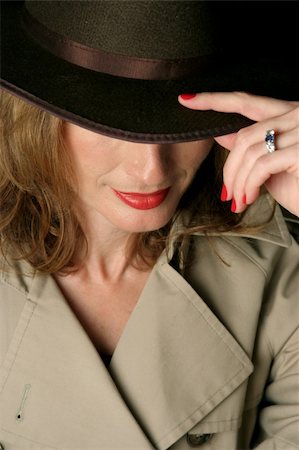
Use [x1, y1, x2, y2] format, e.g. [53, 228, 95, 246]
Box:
[0, 299, 36, 393]
[0, 276, 29, 297]
[160, 264, 252, 366]
[221, 237, 269, 279]
[267, 325, 299, 365]
[155, 364, 247, 446]
[188, 417, 241, 426]
[1, 427, 59, 449]
[266, 430, 299, 448]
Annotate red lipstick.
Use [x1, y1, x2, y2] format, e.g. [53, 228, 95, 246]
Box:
[113, 187, 170, 210]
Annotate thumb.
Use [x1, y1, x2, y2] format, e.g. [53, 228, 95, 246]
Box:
[214, 132, 237, 150]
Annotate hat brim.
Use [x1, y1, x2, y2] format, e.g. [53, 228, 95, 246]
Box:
[0, 1, 297, 143]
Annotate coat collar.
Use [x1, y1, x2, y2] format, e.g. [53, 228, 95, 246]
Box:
[222, 195, 292, 247]
[168, 194, 291, 262]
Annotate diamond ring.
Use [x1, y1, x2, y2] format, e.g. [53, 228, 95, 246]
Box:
[265, 129, 276, 153]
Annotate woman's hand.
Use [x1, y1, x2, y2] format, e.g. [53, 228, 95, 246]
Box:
[178, 92, 299, 216]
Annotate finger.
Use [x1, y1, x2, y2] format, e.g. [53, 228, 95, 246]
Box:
[178, 91, 296, 121]
[231, 128, 299, 211]
[214, 133, 237, 150]
[222, 108, 299, 200]
[244, 146, 299, 214]
[265, 173, 299, 217]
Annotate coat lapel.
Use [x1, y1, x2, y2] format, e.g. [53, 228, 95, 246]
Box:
[0, 272, 153, 449]
[109, 254, 253, 450]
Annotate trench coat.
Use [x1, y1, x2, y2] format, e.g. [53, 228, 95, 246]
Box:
[0, 196, 298, 450]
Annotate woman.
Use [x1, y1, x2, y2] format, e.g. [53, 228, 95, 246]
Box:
[0, 1, 298, 449]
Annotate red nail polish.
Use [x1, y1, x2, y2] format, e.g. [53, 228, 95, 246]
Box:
[243, 194, 247, 205]
[220, 184, 227, 201]
[231, 198, 237, 212]
[180, 93, 196, 100]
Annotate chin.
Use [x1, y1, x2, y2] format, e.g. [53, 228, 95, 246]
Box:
[118, 219, 170, 234]
[112, 210, 174, 233]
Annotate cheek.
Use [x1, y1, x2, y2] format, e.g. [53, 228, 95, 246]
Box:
[68, 144, 113, 183]
[64, 125, 113, 178]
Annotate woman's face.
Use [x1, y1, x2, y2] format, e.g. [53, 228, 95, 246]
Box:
[63, 123, 213, 233]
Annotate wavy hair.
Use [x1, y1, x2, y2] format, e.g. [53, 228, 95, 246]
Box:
[0, 90, 269, 274]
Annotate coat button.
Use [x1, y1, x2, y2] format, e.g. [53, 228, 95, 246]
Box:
[186, 433, 213, 446]
[0, 442, 5, 450]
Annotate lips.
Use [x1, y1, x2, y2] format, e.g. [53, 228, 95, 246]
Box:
[113, 187, 170, 210]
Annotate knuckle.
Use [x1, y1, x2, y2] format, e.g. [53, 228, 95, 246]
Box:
[222, 159, 235, 183]
[254, 155, 270, 175]
[234, 91, 251, 100]
[222, 164, 230, 181]
[234, 127, 250, 148]
[283, 105, 299, 125]
[243, 142, 260, 164]
[233, 91, 252, 114]
[233, 91, 250, 100]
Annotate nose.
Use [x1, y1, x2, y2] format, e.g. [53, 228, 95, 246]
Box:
[125, 143, 170, 187]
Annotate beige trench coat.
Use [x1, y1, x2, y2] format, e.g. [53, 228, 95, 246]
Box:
[0, 198, 298, 450]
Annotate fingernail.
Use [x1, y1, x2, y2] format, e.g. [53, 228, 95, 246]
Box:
[180, 93, 196, 100]
[242, 194, 247, 205]
[220, 184, 228, 201]
[231, 198, 237, 212]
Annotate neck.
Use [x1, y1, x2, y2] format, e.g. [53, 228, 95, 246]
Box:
[70, 201, 136, 283]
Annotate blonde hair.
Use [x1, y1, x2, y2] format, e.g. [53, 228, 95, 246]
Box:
[0, 89, 80, 273]
[0, 90, 267, 274]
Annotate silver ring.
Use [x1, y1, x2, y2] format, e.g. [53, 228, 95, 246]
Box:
[265, 129, 276, 153]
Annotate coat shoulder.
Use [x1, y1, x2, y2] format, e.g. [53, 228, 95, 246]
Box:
[190, 231, 299, 357]
[221, 232, 298, 280]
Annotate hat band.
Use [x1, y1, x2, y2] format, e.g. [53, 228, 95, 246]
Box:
[22, 7, 209, 81]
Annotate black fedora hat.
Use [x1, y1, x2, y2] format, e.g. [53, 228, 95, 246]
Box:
[0, 1, 297, 143]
